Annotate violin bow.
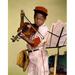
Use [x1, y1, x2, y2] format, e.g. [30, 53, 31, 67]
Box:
[22, 10, 44, 39]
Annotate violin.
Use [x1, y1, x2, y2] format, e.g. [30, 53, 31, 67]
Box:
[11, 10, 39, 42]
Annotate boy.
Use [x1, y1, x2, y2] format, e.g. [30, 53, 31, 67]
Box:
[19, 6, 49, 75]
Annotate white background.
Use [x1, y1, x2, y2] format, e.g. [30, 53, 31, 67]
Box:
[0, 0, 75, 75]
[67, 0, 75, 75]
[0, 0, 8, 75]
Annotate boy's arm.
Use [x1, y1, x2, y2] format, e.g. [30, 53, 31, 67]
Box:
[19, 33, 41, 47]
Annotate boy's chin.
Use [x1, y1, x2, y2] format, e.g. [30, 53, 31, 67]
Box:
[36, 24, 42, 27]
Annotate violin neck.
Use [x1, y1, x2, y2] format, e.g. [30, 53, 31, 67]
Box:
[20, 18, 24, 27]
[20, 10, 25, 28]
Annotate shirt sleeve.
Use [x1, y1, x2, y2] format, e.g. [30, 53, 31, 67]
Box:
[38, 26, 49, 37]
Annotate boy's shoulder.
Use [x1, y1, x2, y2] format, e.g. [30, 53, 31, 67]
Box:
[39, 25, 49, 31]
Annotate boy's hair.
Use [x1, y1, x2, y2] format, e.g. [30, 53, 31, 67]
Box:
[34, 6, 48, 19]
[34, 11, 47, 19]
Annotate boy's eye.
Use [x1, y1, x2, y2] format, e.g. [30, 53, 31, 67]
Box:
[35, 17, 44, 21]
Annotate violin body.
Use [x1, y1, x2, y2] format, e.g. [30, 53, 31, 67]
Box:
[17, 22, 38, 38]
[11, 10, 38, 42]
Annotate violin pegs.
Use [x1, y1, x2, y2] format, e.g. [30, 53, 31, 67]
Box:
[12, 35, 14, 37]
[17, 40, 19, 41]
[10, 38, 12, 40]
[10, 38, 14, 42]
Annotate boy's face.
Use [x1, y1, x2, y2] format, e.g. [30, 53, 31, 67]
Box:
[34, 13, 46, 27]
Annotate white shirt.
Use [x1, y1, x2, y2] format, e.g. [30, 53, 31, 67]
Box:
[27, 24, 49, 50]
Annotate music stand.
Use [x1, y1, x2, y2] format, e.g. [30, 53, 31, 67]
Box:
[46, 20, 67, 75]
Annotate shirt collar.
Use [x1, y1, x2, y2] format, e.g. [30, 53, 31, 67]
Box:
[39, 23, 45, 28]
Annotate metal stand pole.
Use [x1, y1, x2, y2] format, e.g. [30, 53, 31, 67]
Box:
[54, 53, 58, 75]
[53, 27, 64, 75]
[53, 48, 59, 75]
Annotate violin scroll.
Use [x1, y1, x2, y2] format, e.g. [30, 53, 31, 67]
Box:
[10, 30, 22, 42]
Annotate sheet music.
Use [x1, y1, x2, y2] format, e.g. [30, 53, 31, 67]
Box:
[46, 20, 66, 48]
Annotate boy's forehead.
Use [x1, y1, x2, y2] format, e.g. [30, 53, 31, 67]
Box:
[35, 13, 44, 17]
